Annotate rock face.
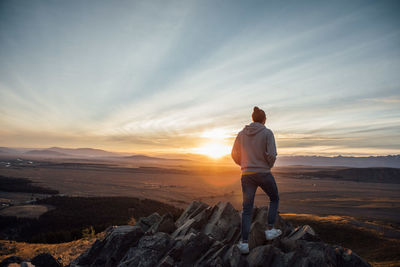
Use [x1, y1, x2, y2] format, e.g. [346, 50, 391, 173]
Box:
[69, 201, 371, 267]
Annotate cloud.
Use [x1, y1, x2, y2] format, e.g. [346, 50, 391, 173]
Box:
[0, 1, 399, 155]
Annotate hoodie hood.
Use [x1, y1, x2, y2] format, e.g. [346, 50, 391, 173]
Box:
[243, 122, 266, 136]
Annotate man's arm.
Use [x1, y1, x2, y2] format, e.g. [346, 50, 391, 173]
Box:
[231, 132, 241, 166]
[265, 130, 277, 168]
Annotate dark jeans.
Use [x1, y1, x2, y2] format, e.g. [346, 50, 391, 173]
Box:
[241, 172, 279, 242]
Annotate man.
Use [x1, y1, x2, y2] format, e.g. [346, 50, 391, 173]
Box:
[231, 106, 281, 254]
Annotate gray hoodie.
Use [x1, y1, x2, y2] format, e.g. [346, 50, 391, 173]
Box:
[231, 122, 277, 173]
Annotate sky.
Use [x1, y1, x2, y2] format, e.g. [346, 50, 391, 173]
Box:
[0, 0, 399, 157]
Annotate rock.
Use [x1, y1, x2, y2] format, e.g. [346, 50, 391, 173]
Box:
[0, 256, 23, 267]
[118, 232, 172, 267]
[157, 255, 174, 267]
[194, 241, 226, 266]
[148, 212, 176, 234]
[70, 225, 144, 267]
[223, 245, 248, 267]
[175, 201, 209, 228]
[65, 201, 372, 267]
[20, 263, 35, 267]
[274, 213, 294, 237]
[202, 202, 241, 241]
[287, 225, 320, 242]
[172, 206, 213, 238]
[174, 231, 214, 266]
[276, 237, 298, 252]
[136, 212, 162, 232]
[248, 221, 266, 250]
[31, 253, 61, 267]
[247, 245, 284, 267]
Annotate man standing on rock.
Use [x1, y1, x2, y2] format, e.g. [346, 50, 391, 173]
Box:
[231, 106, 281, 254]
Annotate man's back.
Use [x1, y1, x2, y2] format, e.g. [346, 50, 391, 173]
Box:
[232, 122, 277, 172]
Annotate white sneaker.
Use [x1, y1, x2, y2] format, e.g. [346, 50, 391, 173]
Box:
[265, 228, 282, 240]
[237, 241, 249, 254]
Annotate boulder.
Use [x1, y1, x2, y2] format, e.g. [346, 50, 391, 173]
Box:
[223, 244, 248, 267]
[247, 245, 284, 267]
[172, 206, 213, 238]
[202, 202, 241, 241]
[58, 201, 371, 267]
[118, 232, 172, 267]
[148, 212, 176, 234]
[70, 225, 144, 267]
[175, 231, 214, 266]
[136, 212, 162, 232]
[287, 225, 319, 242]
[31, 253, 61, 267]
[175, 201, 209, 228]
[248, 221, 266, 250]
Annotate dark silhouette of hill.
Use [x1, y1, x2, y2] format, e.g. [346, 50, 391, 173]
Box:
[0, 196, 182, 244]
[307, 167, 400, 183]
[276, 155, 400, 168]
[0, 175, 59, 194]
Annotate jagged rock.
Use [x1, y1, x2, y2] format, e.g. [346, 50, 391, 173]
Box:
[71, 225, 144, 267]
[31, 253, 61, 267]
[194, 240, 226, 266]
[64, 201, 371, 267]
[175, 201, 209, 228]
[276, 237, 298, 252]
[148, 212, 176, 234]
[275, 214, 294, 237]
[287, 225, 319, 242]
[136, 212, 162, 232]
[248, 221, 266, 250]
[203, 202, 241, 241]
[172, 206, 213, 238]
[247, 245, 284, 267]
[175, 231, 214, 266]
[0, 256, 23, 267]
[157, 255, 174, 267]
[223, 245, 248, 267]
[118, 232, 171, 267]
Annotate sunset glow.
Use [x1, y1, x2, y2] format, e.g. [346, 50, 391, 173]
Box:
[192, 143, 231, 159]
[0, 1, 399, 156]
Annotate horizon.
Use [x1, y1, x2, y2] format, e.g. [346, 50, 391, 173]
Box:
[2, 145, 399, 159]
[1, 1, 400, 158]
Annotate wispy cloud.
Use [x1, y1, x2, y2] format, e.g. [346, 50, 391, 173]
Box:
[0, 0, 399, 156]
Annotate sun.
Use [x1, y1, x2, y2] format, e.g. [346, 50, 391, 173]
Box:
[191, 128, 232, 159]
[193, 143, 231, 159]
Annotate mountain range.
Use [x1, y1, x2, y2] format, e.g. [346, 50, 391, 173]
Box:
[0, 146, 399, 168]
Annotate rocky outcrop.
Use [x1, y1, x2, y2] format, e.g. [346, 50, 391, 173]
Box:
[68, 201, 370, 267]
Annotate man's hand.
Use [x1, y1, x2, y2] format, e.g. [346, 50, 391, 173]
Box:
[264, 153, 276, 168]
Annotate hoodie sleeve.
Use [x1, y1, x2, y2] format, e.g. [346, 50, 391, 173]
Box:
[266, 129, 277, 157]
[231, 132, 242, 166]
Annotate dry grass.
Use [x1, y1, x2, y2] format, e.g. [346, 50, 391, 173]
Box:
[0, 233, 103, 266]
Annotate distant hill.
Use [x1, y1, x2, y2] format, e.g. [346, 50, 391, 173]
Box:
[47, 147, 119, 157]
[0, 147, 19, 154]
[276, 155, 400, 168]
[305, 167, 400, 184]
[24, 149, 71, 157]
